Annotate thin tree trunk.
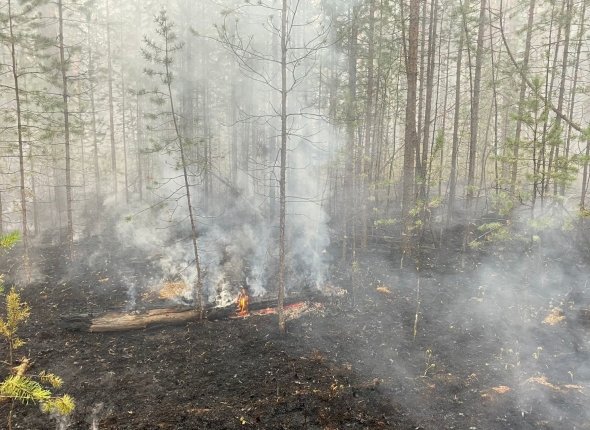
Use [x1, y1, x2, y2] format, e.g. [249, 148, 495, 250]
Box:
[543, 1, 565, 196]
[341, 6, 358, 264]
[278, 0, 288, 334]
[385, 56, 402, 212]
[122, 73, 130, 204]
[448, 30, 463, 223]
[88, 18, 101, 211]
[231, 85, 238, 184]
[360, 0, 376, 249]
[466, 0, 486, 207]
[461, 0, 486, 266]
[510, 0, 536, 195]
[439, 16, 451, 199]
[106, 0, 118, 198]
[488, 4, 500, 197]
[582, 141, 590, 208]
[416, 0, 427, 178]
[420, 0, 438, 200]
[25, 98, 39, 235]
[401, 0, 419, 267]
[163, 31, 203, 318]
[78, 95, 87, 202]
[552, 0, 572, 196]
[561, 1, 584, 197]
[8, 0, 30, 274]
[58, 0, 74, 260]
[136, 94, 144, 201]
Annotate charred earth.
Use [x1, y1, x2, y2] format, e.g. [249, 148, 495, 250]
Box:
[1, 227, 590, 429]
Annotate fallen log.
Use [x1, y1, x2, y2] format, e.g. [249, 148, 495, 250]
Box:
[90, 307, 201, 332]
[60, 307, 203, 333]
[61, 293, 325, 333]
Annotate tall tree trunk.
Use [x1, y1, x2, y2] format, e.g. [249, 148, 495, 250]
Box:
[420, 0, 438, 200]
[106, 0, 118, 198]
[162, 29, 203, 318]
[8, 0, 30, 274]
[78, 95, 87, 202]
[466, 0, 486, 207]
[341, 6, 358, 264]
[510, 0, 536, 195]
[22, 77, 39, 236]
[87, 18, 101, 212]
[462, 0, 486, 265]
[416, 0, 427, 178]
[447, 30, 463, 223]
[582, 141, 590, 208]
[360, 0, 376, 249]
[544, 1, 565, 196]
[121, 74, 130, 204]
[561, 1, 584, 197]
[551, 0, 572, 196]
[488, 5, 500, 197]
[538, 2, 560, 203]
[581, 1, 590, 208]
[386, 56, 402, 212]
[438, 16, 451, 199]
[401, 0, 419, 267]
[136, 94, 144, 201]
[58, 0, 74, 260]
[278, 0, 288, 334]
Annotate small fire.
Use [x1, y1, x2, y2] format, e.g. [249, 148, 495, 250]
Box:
[236, 287, 249, 316]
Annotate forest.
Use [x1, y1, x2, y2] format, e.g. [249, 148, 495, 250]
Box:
[0, 0, 589, 428]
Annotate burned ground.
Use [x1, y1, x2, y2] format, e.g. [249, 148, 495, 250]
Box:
[1, 228, 590, 429]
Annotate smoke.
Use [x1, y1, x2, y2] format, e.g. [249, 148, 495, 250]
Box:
[286, 131, 332, 289]
[305, 214, 590, 428]
[95, 135, 333, 308]
[71, 0, 338, 308]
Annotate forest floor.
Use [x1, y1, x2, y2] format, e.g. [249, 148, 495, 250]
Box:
[2, 229, 590, 429]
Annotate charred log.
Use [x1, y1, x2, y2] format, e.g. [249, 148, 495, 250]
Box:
[61, 294, 325, 333]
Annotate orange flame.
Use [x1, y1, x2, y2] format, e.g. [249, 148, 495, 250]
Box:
[236, 288, 249, 316]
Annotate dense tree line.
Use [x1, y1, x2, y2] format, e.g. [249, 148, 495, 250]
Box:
[1, 0, 589, 307]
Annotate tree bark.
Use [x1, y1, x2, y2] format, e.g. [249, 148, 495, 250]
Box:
[360, 0, 376, 249]
[466, 0, 486, 207]
[58, 0, 74, 260]
[447, 29, 463, 223]
[401, 0, 420, 267]
[551, 0, 572, 196]
[8, 0, 30, 274]
[420, 0, 438, 200]
[121, 72, 130, 204]
[341, 6, 358, 264]
[510, 0, 536, 195]
[561, 0, 584, 197]
[136, 94, 144, 201]
[87, 16, 101, 212]
[278, 0, 288, 334]
[106, 0, 118, 198]
[158, 14, 204, 317]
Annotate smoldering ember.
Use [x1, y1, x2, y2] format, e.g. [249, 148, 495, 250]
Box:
[1, 0, 590, 428]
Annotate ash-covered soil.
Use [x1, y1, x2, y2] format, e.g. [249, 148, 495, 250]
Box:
[2, 230, 590, 429]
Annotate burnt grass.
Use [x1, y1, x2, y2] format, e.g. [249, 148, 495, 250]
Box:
[2, 228, 590, 429]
